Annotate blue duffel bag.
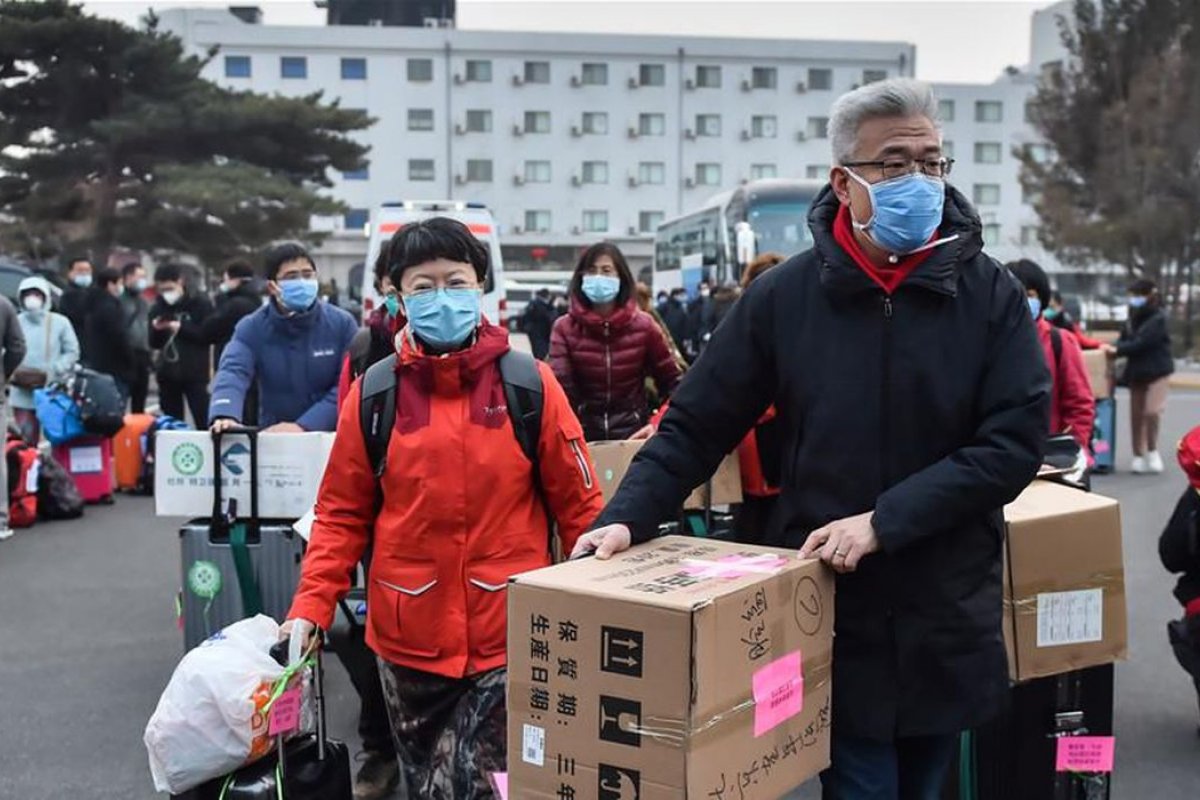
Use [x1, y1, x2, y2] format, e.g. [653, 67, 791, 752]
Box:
[34, 387, 86, 445]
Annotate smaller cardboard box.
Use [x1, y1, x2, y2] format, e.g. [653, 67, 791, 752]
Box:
[155, 431, 335, 519]
[1003, 481, 1127, 681]
[588, 440, 743, 510]
[508, 536, 834, 800]
[1082, 349, 1112, 399]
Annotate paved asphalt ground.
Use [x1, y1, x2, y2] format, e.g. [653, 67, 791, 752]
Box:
[1, 389, 1198, 799]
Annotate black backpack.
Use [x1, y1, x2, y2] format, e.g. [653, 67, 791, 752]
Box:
[71, 368, 125, 437]
[358, 349, 546, 496]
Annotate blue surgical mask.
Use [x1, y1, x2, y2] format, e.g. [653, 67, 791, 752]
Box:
[846, 169, 945, 254]
[73, 274, 93, 288]
[581, 275, 621, 304]
[1028, 297, 1042, 319]
[404, 288, 481, 349]
[1128, 296, 1148, 309]
[279, 278, 319, 312]
[384, 293, 401, 319]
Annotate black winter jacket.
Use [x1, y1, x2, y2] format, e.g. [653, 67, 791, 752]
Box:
[1161, 488, 1200, 607]
[597, 185, 1051, 741]
[82, 290, 135, 386]
[1117, 306, 1173, 385]
[149, 292, 214, 385]
[201, 284, 262, 368]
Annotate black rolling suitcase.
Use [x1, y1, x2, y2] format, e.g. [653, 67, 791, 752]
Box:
[944, 664, 1113, 800]
[178, 639, 352, 800]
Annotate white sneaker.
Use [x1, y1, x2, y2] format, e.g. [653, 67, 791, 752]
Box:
[1147, 451, 1165, 474]
[0, 528, 13, 541]
[1131, 456, 1148, 474]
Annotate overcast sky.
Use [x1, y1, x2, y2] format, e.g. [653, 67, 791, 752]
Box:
[83, 0, 1050, 84]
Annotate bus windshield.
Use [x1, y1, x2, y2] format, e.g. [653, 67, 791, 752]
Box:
[748, 201, 812, 259]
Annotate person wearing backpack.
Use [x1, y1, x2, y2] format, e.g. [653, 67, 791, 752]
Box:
[10, 277, 80, 444]
[1009, 260, 1095, 463]
[282, 217, 604, 799]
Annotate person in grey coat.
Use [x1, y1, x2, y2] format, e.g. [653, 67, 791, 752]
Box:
[10, 276, 80, 444]
[0, 291, 27, 540]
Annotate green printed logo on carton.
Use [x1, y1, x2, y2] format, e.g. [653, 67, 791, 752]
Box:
[172, 443, 204, 476]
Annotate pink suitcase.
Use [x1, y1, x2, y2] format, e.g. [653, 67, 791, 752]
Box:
[52, 436, 115, 505]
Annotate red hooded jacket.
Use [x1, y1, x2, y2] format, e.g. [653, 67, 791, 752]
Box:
[1037, 317, 1096, 458]
[290, 322, 604, 678]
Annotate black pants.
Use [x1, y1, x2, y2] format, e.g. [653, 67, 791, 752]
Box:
[333, 621, 397, 756]
[130, 351, 152, 414]
[159, 379, 209, 427]
[821, 733, 958, 800]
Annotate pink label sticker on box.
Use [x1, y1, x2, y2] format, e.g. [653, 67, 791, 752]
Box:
[1055, 736, 1115, 773]
[683, 553, 789, 580]
[490, 772, 508, 800]
[752, 650, 804, 737]
[268, 687, 303, 737]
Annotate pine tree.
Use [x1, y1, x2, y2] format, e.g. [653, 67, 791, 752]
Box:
[0, 0, 372, 269]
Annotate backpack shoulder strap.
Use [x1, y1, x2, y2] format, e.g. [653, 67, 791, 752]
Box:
[359, 353, 398, 478]
[347, 327, 373, 380]
[1049, 326, 1063, 373]
[498, 349, 543, 466]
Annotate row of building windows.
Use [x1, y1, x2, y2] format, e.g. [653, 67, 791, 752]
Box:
[939, 99, 1006, 124]
[446, 109, 831, 139]
[223, 54, 888, 90]
[349, 159, 826, 186]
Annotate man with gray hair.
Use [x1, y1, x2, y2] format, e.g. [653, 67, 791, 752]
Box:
[573, 78, 1051, 798]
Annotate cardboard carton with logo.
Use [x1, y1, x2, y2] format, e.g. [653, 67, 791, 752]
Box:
[588, 440, 743, 511]
[508, 536, 834, 799]
[1003, 480, 1127, 681]
[154, 431, 334, 519]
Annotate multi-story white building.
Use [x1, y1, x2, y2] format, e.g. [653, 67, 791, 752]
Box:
[161, 3, 1107, 297]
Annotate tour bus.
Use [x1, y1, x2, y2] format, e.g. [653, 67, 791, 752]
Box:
[360, 201, 508, 324]
[653, 178, 824, 297]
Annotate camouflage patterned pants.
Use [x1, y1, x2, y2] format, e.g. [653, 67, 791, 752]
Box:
[377, 660, 507, 800]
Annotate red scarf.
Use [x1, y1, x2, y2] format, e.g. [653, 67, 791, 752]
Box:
[832, 204, 937, 295]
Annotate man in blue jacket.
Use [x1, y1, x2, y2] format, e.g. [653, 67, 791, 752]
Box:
[210, 243, 357, 433]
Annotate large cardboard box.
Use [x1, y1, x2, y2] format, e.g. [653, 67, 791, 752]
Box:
[1003, 481, 1127, 681]
[1082, 349, 1112, 399]
[588, 440, 743, 510]
[154, 431, 335, 519]
[508, 536, 834, 799]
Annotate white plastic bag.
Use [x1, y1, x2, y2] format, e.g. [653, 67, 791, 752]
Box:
[144, 615, 285, 794]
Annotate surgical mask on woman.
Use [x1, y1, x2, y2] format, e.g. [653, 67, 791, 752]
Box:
[1027, 297, 1042, 319]
[161, 290, 183, 306]
[581, 275, 621, 305]
[279, 278, 319, 312]
[404, 288, 481, 349]
[1128, 295, 1148, 309]
[384, 293, 401, 319]
[22, 294, 45, 315]
[72, 274, 93, 289]
[846, 169, 945, 254]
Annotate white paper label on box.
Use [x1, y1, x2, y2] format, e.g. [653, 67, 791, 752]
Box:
[522, 724, 545, 766]
[1036, 589, 1104, 648]
[70, 445, 103, 475]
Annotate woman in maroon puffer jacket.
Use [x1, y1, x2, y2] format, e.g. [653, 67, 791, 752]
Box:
[550, 242, 683, 441]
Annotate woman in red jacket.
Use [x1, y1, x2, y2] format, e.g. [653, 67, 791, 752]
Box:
[284, 218, 604, 800]
[549, 242, 682, 441]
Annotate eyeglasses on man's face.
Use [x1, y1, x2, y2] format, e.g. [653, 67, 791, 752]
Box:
[842, 157, 955, 181]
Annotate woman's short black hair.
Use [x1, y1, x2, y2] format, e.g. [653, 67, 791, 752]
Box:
[1007, 258, 1050, 310]
[154, 263, 184, 284]
[569, 242, 635, 309]
[95, 267, 121, 289]
[387, 217, 489, 287]
[224, 260, 255, 280]
[1129, 278, 1157, 296]
[373, 238, 392, 292]
[263, 243, 315, 282]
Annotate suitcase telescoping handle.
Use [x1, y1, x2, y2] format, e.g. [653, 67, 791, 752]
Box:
[270, 633, 329, 763]
[210, 426, 260, 526]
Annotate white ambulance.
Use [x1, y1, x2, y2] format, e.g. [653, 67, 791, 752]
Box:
[360, 201, 508, 325]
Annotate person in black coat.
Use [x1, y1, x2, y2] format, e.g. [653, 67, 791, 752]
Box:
[148, 263, 213, 426]
[519, 288, 556, 360]
[1162, 427, 1200, 734]
[574, 79, 1051, 799]
[201, 261, 262, 369]
[1117, 278, 1174, 474]
[82, 268, 136, 398]
[658, 288, 690, 356]
[59, 256, 94, 337]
